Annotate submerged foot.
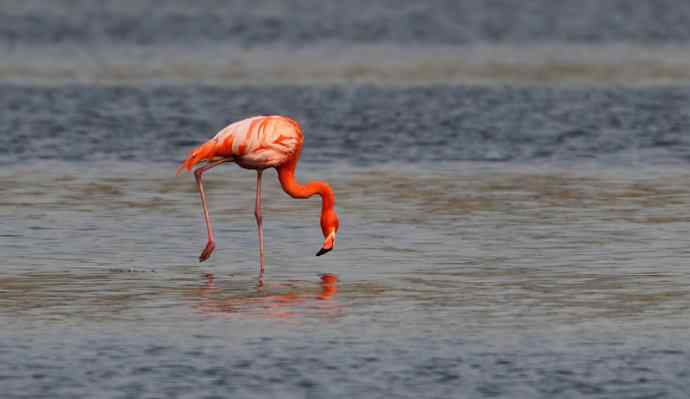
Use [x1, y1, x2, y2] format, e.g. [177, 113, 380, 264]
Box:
[199, 241, 216, 262]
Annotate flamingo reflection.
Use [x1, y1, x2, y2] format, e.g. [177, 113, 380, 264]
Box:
[193, 273, 341, 320]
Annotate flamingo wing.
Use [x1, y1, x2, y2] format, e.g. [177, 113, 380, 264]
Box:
[177, 115, 303, 174]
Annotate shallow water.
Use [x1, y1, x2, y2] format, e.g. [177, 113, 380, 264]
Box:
[4, 1, 690, 397]
[2, 84, 690, 165]
[2, 156, 690, 397]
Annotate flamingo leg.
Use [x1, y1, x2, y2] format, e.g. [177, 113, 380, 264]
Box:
[194, 159, 229, 262]
[255, 170, 265, 279]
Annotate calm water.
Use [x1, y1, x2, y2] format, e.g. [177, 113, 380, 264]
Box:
[5, 0, 690, 45]
[1, 85, 690, 398]
[3, 1, 690, 398]
[5, 0, 690, 85]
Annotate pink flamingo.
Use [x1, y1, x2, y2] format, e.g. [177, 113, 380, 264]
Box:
[177, 115, 340, 276]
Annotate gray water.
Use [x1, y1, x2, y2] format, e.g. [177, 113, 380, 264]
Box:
[3, 1, 690, 398]
[5, 0, 690, 85]
[3, 158, 690, 398]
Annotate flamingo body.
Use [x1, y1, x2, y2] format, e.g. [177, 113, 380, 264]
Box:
[178, 115, 303, 172]
[177, 115, 339, 281]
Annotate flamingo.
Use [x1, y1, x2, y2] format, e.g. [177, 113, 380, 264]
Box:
[176, 115, 340, 276]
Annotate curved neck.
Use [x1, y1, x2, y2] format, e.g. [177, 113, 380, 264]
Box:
[277, 157, 335, 211]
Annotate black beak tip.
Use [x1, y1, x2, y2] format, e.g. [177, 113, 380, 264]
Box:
[316, 247, 332, 257]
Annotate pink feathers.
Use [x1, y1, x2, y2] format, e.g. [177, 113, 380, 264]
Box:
[177, 115, 303, 174]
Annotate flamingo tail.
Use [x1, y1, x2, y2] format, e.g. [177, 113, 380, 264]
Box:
[176, 138, 232, 176]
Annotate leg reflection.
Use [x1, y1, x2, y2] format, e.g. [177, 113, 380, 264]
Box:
[193, 273, 340, 319]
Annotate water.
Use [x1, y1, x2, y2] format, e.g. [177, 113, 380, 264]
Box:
[5, 1, 690, 85]
[4, 0, 690, 45]
[2, 85, 690, 164]
[3, 157, 690, 397]
[3, 1, 690, 398]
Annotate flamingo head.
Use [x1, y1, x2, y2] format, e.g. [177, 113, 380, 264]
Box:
[316, 209, 339, 256]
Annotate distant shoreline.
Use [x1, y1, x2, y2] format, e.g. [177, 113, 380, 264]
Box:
[3, 43, 690, 86]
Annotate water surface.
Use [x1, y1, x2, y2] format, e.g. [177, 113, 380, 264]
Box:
[5, 0, 690, 85]
[3, 1, 690, 396]
[2, 155, 690, 397]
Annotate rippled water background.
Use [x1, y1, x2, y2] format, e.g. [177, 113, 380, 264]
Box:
[3, 1, 690, 398]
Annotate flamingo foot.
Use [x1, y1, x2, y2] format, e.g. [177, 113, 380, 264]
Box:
[199, 241, 216, 262]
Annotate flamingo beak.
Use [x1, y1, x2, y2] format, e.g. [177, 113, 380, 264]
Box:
[316, 231, 336, 256]
[316, 247, 331, 256]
